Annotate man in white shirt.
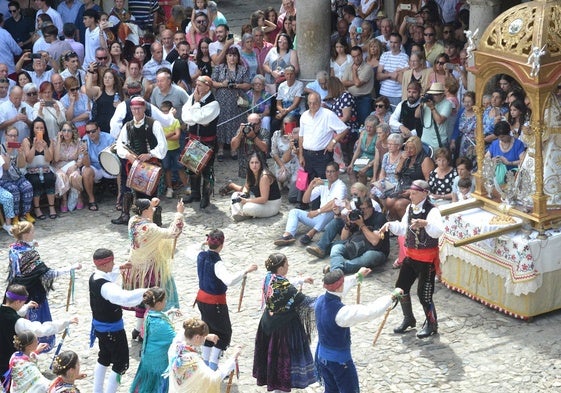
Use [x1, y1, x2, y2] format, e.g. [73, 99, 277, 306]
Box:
[209, 24, 234, 65]
[377, 32, 409, 107]
[82, 8, 106, 69]
[0, 86, 33, 142]
[34, 0, 63, 33]
[275, 161, 347, 246]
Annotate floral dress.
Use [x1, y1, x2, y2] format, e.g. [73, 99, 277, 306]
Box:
[48, 377, 81, 392]
[211, 64, 250, 145]
[7, 352, 51, 393]
[53, 141, 80, 196]
[457, 110, 477, 163]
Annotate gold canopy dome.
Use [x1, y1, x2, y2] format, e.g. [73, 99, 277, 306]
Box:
[476, 0, 561, 81]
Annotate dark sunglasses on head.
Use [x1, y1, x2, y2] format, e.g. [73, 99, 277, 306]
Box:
[64, 51, 78, 60]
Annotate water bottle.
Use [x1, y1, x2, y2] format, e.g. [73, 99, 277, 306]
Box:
[114, 93, 120, 103]
[38, 167, 44, 183]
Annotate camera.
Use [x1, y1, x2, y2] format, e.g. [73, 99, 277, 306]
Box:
[228, 82, 236, 88]
[348, 209, 362, 221]
[444, 63, 455, 71]
[31, 53, 42, 59]
[420, 93, 434, 103]
[232, 193, 248, 204]
[292, 139, 299, 148]
[241, 122, 254, 135]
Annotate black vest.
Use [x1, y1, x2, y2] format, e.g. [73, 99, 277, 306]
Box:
[0, 306, 20, 374]
[89, 274, 123, 323]
[400, 101, 423, 138]
[126, 117, 157, 155]
[405, 199, 439, 250]
[188, 93, 218, 140]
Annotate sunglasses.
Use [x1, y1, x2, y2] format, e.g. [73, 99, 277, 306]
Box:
[26, 92, 38, 96]
[96, 56, 107, 60]
[69, 87, 80, 92]
[9, 9, 17, 13]
[85, 129, 97, 134]
[443, 30, 452, 34]
[436, 61, 446, 65]
[196, 20, 208, 24]
[375, 104, 386, 108]
[64, 51, 77, 60]
[424, 33, 435, 37]
[61, 128, 73, 133]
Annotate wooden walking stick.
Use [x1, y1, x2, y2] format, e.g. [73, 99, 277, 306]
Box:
[65, 269, 75, 312]
[237, 275, 247, 312]
[372, 306, 392, 347]
[356, 282, 361, 304]
[225, 359, 239, 393]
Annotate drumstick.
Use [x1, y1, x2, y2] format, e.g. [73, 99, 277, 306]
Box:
[237, 275, 247, 312]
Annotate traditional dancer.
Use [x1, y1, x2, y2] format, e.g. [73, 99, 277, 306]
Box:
[0, 284, 77, 380]
[253, 253, 317, 392]
[8, 222, 82, 350]
[123, 198, 184, 341]
[129, 287, 177, 393]
[381, 179, 444, 338]
[89, 248, 146, 393]
[166, 317, 241, 393]
[315, 268, 396, 392]
[50, 350, 86, 392]
[7, 331, 51, 392]
[195, 229, 258, 370]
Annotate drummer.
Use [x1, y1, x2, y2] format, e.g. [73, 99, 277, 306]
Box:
[82, 120, 116, 210]
[112, 96, 168, 225]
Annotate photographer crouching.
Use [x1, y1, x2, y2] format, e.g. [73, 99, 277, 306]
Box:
[223, 113, 270, 193]
[327, 198, 389, 275]
[414, 82, 453, 151]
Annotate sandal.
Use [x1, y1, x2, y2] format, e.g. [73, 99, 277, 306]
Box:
[34, 206, 46, 220]
[60, 204, 68, 213]
[76, 201, 84, 210]
[88, 202, 99, 211]
[48, 204, 57, 219]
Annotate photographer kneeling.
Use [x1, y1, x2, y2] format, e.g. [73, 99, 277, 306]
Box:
[229, 113, 270, 180]
[230, 153, 281, 221]
[328, 198, 389, 275]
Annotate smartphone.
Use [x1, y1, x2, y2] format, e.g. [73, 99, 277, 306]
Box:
[227, 33, 233, 40]
[405, 16, 418, 24]
[356, 27, 363, 34]
[400, 3, 412, 10]
[20, 107, 26, 115]
[7, 142, 21, 149]
[31, 53, 42, 59]
[445, 63, 455, 70]
[43, 100, 54, 107]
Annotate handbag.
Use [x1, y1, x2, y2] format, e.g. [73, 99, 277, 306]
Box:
[295, 168, 308, 191]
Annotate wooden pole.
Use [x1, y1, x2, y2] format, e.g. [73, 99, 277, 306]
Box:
[237, 275, 247, 313]
[372, 307, 392, 347]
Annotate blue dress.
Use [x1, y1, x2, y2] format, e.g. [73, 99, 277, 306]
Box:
[130, 310, 176, 393]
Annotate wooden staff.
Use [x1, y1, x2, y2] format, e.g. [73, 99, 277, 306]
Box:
[225, 370, 235, 393]
[356, 282, 361, 304]
[50, 327, 69, 369]
[65, 270, 74, 312]
[372, 307, 392, 347]
[237, 275, 247, 312]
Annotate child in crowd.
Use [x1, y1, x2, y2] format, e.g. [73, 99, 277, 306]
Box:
[160, 100, 190, 198]
[195, 229, 257, 371]
[454, 177, 472, 201]
[50, 350, 86, 392]
[188, 0, 214, 44]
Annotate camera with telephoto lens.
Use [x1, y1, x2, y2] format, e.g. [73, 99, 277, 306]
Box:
[348, 195, 362, 221]
[241, 123, 254, 135]
[420, 93, 434, 103]
[232, 193, 249, 204]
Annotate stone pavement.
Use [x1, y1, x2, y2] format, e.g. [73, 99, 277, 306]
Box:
[1, 155, 560, 393]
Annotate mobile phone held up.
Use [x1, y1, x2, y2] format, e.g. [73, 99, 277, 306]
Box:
[227, 33, 234, 40]
[7, 142, 21, 149]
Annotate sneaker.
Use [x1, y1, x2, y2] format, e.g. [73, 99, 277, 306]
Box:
[2, 224, 13, 236]
[166, 187, 174, 198]
[306, 245, 326, 258]
[274, 234, 296, 246]
[22, 212, 35, 223]
[11, 216, 19, 225]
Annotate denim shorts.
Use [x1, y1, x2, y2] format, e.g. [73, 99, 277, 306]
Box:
[162, 148, 183, 171]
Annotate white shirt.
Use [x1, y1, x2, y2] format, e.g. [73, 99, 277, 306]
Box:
[214, 260, 245, 287]
[299, 107, 348, 151]
[181, 92, 220, 126]
[310, 178, 347, 208]
[93, 268, 146, 308]
[379, 51, 409, 99]
[36, 7, 64, 33]
[110, 101, 176, 138]
[0, 100, 33, 142]
[209, 40, 225, 58]
[84, 26, 105, 69]
[388, 198, 445, 239]
[389, 99, 421, 135]
[13, 303, 69, 337]
[116, 115, 168, 160]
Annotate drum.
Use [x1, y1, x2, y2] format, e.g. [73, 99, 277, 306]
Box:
[99, 144, 121, 176]
[179, 139, 213, 175]
[126, 160, 162, 195]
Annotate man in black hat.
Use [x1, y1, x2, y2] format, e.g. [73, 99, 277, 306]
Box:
[380, 179, 444, 338]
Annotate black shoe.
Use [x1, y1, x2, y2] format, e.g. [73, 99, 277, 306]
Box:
[200, 196, 210, 209]
[299, 234, 313, 245]
[131, 329, 143, 343]
[184, 194, 201, 203]
[393, 317, 416, 334]
[416, 321, 438, 338]
[296, 203, 309, 210]
[111, 214, 129, 225]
